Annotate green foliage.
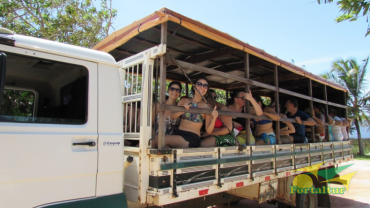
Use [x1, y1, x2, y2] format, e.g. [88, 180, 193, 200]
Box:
[1, 89, 35, 117]
[0, 0, 117, 48]
[351, 139, 370, 159]
[261, 96, 272, 106]
[317, 0, 370, 36]
[321, 57, 370, 155]
[214, 89, 227, 105]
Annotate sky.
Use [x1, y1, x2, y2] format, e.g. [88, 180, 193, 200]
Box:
[108, 0, 370, 138]
[109, 0, 370, 83]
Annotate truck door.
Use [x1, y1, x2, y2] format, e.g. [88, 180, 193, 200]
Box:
[0, 49, 98, 207]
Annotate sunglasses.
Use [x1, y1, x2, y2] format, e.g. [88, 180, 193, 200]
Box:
[196, 82, 209, 89]
[169, 87, 181, 93]
[235, 97, 245, 100]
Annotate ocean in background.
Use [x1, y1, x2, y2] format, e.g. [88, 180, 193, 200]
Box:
[350, 126, 370, 139]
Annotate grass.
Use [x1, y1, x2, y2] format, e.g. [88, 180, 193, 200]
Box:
[350, 138, 370, 160]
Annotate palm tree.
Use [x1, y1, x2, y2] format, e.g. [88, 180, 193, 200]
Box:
[321, 57, 370, 156]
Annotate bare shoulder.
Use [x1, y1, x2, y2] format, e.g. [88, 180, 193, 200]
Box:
[219, 104, 229, 111]
[178, 98, 190, 106]
[199, 101, 211, 109]
[264, 106, 276, 113]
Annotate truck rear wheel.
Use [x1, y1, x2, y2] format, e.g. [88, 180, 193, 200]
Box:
[295, 189, 318, 208]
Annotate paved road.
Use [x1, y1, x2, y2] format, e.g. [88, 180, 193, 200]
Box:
[215, 159, 370, 208]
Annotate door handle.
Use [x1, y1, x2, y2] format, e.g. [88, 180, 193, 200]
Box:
[72, 142, 96, 146]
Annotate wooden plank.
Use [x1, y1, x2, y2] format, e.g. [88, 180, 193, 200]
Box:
[165, 56, 277, 91]
[158, 104, 343, 127]
[159, 104, 283, 121]
[158, 22, 167, 149]
[244, 52, 251, 145]
[133, 36, 191, 56]
[323, 85, 329, 142]
[308, 79, 315, 143]
[182, 47, 239, 64]
[153, 26, 216, 51]
[274, 65, 280, 144]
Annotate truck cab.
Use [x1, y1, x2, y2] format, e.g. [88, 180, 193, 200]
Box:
[0, 28, 126, 208]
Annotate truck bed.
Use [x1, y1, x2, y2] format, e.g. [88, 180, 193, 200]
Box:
[124, 141, 353, 206]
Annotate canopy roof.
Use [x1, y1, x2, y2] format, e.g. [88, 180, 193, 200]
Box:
[94, 7, 346, 95]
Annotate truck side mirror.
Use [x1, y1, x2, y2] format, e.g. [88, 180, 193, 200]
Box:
[0, 52, 7, 112]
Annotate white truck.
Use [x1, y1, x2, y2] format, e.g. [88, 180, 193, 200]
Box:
[0, 8, 353, 208]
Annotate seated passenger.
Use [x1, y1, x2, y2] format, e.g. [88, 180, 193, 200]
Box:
[269, 102, 295, 144]
[209, 89, 225, 109]
[328, 108, 343, 141]
[312, 105, 326, 142]
[285, 98, 316, 143]
[279, 114, 295, 144]
[200, 92, 234, 147]
[153, 81, 182, 135]
[340, 117, 350, 141]
[152, 77, 217, 148]
[227, 90, 263, 133]
[251, 95, 280, 145]
[304, 105, 326, 142]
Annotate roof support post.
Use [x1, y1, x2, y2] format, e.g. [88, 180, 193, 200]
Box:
[158, 22, 167, 149]
[244, 52, 251, 145]
[308, 79, 315, 143]
[274, 65, 280, 144]
[344, 91, 349, 140]
[186, 82, 189, 97]
[324, 85, 330, 142]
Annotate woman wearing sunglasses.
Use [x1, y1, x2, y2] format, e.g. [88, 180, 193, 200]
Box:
[152, 77, 218, 148]
[153, 81, 182, 135]
[227, 90, 263, 133]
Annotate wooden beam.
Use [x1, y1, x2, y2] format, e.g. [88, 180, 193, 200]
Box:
[165, 56, 277, 90]
[244, 52, 251, 145]
[159, 104, 282, 121]
[324, 85, 329, 142]
[158, 22, 167, 149]
[274, 65, 280, 144]
[253, 73, 301, 84]
[159, 104, 343, 127]
[165, 72, 228, 89]
[113, 48, 135, 56]
[182, 47, 239, 64]
[133, 37, 191, 56]
[153, 27, 216, 51]
[308, 79, 315, 143]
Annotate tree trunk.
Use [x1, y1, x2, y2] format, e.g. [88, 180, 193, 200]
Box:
[354, 118, 365, 156]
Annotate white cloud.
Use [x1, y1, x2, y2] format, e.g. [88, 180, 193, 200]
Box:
[296, 49, 370, 67]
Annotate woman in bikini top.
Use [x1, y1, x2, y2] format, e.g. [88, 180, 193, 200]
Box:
[252, 95, 280, 145]
[151, 77, 218, 148]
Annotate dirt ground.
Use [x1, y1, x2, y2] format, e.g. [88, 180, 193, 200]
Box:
[215, 159, 370, 208]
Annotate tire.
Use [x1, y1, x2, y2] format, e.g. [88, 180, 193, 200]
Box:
[296, 188, 318, 208]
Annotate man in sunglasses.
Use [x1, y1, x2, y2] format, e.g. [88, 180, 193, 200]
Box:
[285, 98, 316, 143]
